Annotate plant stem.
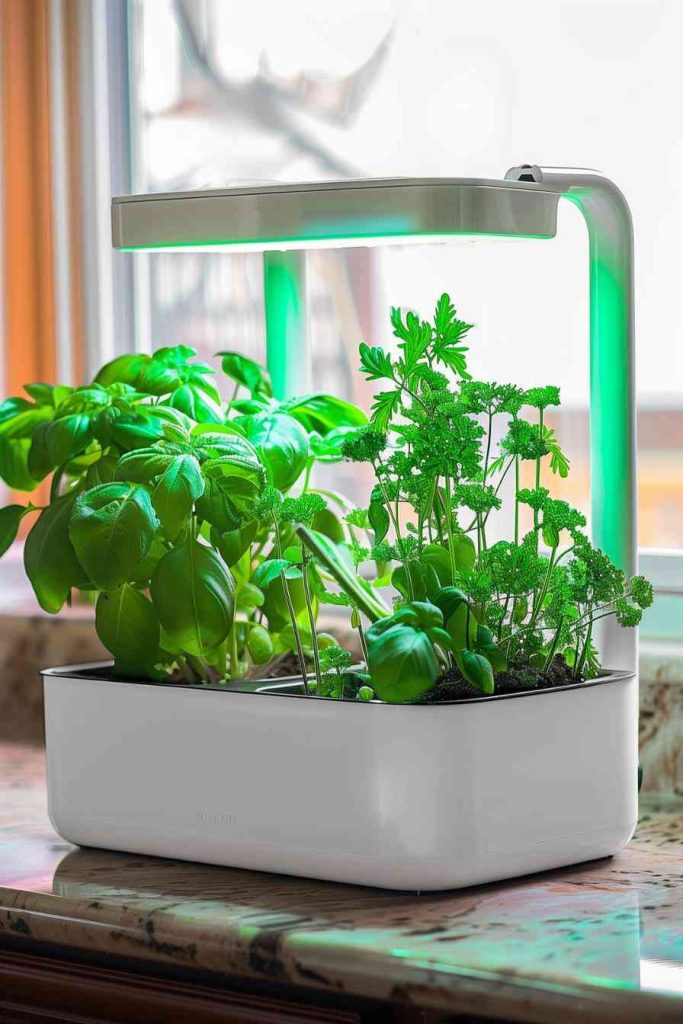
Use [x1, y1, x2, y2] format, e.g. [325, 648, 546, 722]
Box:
[554, 544, 575, 565]
[514, 457, 520, 545]
[466, 455, 515, 533]
[300, 547, 323, 691]
[280, 575, 309, 694]
[296, 526, 389, 622]
[50, 463, 68, 503]
[574, 619, 593, 679]
[528, 546, 557, 627]
[500, 619, 557, 654]
[542, 619, 564, 673]
[442, 475, 458, 586]
[534, 409, 544, 539]
[482, 410, 493, 484]
[432, 486, 445, 544]
[274, 520, 309, 693]
[356, 618, 369, 666]
[391, 372, 430, 414]
[187, 654, 212, 683]
[573, 597, 624, 630]
[227, 627, 240, 680]
[375, 456, 415, 600]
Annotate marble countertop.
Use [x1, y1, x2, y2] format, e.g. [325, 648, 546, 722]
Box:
[1, 743, 682, 1023]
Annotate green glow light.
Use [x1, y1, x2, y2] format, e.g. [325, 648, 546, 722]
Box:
[263, 250, 307, 401]
[563, 189, 635, 579]
[119, 229, 554, 254]
[588, 255, 632, 572]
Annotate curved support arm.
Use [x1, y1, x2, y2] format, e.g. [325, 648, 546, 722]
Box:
[263, 250, 311, 400]
[506, 166, 636, 671]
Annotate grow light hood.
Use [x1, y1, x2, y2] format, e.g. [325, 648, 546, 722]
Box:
[111, 176, 564, 253]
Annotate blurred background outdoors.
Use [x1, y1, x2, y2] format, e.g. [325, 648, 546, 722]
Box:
[1, 0, 681, 628]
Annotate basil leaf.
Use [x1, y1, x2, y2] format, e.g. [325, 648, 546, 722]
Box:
[24, 493, 86, 612]
[422, 544, 452, 585]
[150, 539, 234, 656]
[218, 351, 272, 397]
[95, 585, 160, 676]
[242, 412, 309, 491]
[391, 601, 443, 631]
[0, 437, 37, 490]
[247, 623, 273, 665]
[94, 353, 152, 388]
[230, 396, 271, 415]
[459, 650, 494, 695]
[195, 475, 252, 532]
[192, 430, 259, 469]
[211, 519, 258, 567]
[136, 360, 180, 395]
[0, 398, 53, 438]
[24, 382, 73, 406]
[435, 586, 468, 622]
[0, 504, 35, 558]
[110, 412, 165, 450]
[445, 602, 478, 650]
[252, 558, 292, 590]
[0, 396, 55, 488]
[261, 573, 308, 633]
[144, 405, 195, 434]
[453, 533, 476, 570]
[366, 623, 438, 703]
[84, 453, 119, 488]
[201, 454, 263, 487]
[27, 422, 53, 480]
[58, 385, 111, 417]
[152, 344, 197, 366]
[182, 368, 221, 405]
[310, 506, 345, 543]
[235, 582, 264, 613]
[152, 454, 204, 540]
[282, 393, 367, 434]
[69, 483, 159, 591]
[368, 497, 390, 544]
[166, 384, 222, 424]
[45, 414, 92, 465]
[391, 563, 427, 602]
[309, 426, 358, 463]
[115, 447, 180, 484]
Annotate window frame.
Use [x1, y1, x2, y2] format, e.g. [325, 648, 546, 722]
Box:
[75, 0, 136, 378]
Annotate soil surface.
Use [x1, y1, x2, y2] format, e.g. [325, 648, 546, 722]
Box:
[417, 654, 578, 703]
[249, 652, 309, 680]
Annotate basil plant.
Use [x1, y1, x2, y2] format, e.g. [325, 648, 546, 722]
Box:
[0, 345, 379, 692]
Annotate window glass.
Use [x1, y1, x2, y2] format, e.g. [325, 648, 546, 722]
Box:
[128, 0, 683, 549]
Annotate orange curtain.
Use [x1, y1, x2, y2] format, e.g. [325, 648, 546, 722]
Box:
[2, 0, 56, 392]
[1, 0, 84, 394]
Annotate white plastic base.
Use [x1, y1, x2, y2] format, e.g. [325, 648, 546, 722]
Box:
[43, 665, 638, 891]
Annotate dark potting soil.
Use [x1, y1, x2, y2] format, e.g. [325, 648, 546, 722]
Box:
[162, 652, 309, 686]
[252, 651, 311, 680]
[417, 654, 578, 703]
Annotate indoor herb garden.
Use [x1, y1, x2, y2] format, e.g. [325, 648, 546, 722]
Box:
[0, 294, 651, 702]
[6, 169, 649, 891]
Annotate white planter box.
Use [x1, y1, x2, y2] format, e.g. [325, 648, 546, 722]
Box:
[43, 664, 638, 891]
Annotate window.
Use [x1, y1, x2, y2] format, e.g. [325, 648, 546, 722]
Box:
[94, 2, 683, 634]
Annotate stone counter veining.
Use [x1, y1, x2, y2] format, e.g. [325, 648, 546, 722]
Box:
[0, 743, 681, 1023]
